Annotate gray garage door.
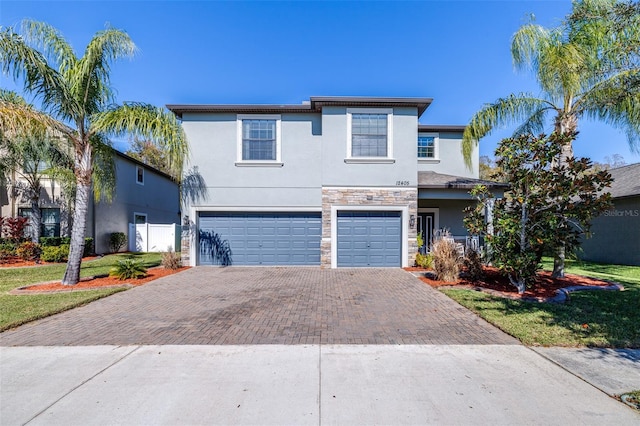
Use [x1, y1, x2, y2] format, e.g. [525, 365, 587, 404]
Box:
[198, 213, 321, 266]
[337, 211, 402, 267]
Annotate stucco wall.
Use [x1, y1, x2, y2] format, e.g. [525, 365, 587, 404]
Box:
[419, 199, 472, 237]
[181, 112, 322, 210]
[579, 196, 640, 266]
[92, 156, 180, 254]
[321, 106, 418, 187]
[417, 131, 478, 178]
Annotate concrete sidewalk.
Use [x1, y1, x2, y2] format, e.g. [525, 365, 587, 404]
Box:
[2, 345, 638, 425]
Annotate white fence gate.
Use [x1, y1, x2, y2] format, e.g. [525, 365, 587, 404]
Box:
[128, 223, 181, 252]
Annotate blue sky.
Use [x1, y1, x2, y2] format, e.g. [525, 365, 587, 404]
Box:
[1, 0, 638, 164]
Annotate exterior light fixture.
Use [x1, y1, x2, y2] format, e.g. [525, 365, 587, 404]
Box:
[409, 214, 416, 229]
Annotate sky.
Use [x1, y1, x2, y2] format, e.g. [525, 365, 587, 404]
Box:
[1, 0, 639, 165]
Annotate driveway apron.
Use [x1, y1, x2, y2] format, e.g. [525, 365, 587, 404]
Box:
[0, 267, 517, 346]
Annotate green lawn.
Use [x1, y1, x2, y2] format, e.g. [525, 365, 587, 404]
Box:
[0, 253, 162, 332]
[442, 258, 640, 348]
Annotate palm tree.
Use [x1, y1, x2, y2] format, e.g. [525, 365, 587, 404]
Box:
[0, 20, 187, 284]
[462, 0, 639, 277]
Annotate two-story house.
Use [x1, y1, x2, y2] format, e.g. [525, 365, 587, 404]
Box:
[169, 96, 505, 268]
[1, 150, 181, 254]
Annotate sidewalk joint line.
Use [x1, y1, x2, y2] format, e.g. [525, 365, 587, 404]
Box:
[24, 346, 141, 425]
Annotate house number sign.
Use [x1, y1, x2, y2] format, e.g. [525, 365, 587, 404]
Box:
[395, 180, 410, 186]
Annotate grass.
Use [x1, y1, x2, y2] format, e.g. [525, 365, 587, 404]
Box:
[442, 257, 640, 348]
[0, 252, 162, 332]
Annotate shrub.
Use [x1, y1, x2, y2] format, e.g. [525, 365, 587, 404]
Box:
[161, 251, 182, 270]
[41, 244, 70, 263]
[109, 259, 147, 280]
[109, 232, 127, 253]
[40, 237, 62, 247]
[463, 248, 484, 282]
[415, 252, 433, 269]
[3, 217, 29, 242]
[16, 241, 42, 261]
[431, 235, 461, 282]
[0, 242, 17, 256]
[0, 248, 12, 264]
[61, 237, 71, 245]
[83, 237, 94, 257]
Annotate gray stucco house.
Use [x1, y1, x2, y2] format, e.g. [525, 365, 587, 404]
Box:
[579, 163, 640, 266]
[1, 150, 180, 254]
[169, 96, 504, 268]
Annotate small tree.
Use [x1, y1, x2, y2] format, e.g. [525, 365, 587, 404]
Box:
[465, 133, 613, 293]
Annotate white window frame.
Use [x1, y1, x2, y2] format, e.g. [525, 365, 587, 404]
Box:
[417, 132, 440, 163]
[133, 212, 147, 224]
[236, 114, 283, 167]
[345, 108, 395, 164]
[136, 166, 145, 185]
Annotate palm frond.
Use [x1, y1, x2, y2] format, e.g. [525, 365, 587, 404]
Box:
[91, 134, 116, 203]
[69, 27, 136, 116]
[0, 25, 71, 118]
[0, 94, 73, 140]
[20, 19, 77, 75]
[91, 102, 188, 179]
[512, 22, 554, 73]
[463, 93, 555, 168]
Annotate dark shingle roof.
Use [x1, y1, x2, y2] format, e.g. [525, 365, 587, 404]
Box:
[167, 96, 433, 118]
[418, 171, 508, 189]
[608, 163, 640, 198]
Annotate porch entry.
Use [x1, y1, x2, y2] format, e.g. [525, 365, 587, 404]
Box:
[418, 212, 435, 253]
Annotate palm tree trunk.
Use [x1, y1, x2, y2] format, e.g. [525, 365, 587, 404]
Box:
[551, 114, 578, 278]
[30, 198, 41, 243]
[61, 182, 90, 285]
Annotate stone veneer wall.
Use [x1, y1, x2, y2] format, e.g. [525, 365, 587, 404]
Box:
[180, 225, 191, 266]
[321, 187, 418, 267]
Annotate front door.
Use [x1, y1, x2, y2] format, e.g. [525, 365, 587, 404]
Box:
[418, 212, 435, 253]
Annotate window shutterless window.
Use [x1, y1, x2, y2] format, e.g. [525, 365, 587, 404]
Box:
[136, 166, 144, 184]
[242, 119, 277, 161]
[418, 135, 435, 158]
[351, 113, 388, 157]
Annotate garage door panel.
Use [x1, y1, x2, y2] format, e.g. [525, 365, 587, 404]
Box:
[337, 211, 401, 267]
[199, 213, 321, 265]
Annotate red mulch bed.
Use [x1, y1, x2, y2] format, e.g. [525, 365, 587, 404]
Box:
[15, 267, 190, 293]
[407, 266, 615, 299]
[0, 256, 100, 268]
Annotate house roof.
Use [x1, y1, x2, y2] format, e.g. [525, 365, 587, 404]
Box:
[418, 124, 466, 133]
[418, 171, 509, 189]
[167, 96, 433, 118]
[112, 149, 176, 182]
[607, 163, 640, 198]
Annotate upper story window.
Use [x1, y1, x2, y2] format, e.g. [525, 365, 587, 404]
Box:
[136, 166, 144, 185]
[346, 108, 394, 163]
[242, 119, 276, 160]
[236, 114, 283, 167]
[351, 113, 387, 157]
[417, 133, 439, 162]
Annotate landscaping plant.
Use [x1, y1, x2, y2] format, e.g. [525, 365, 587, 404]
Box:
[109, 232, 127, 253]
[2, 217, 29, 242]
[41, 245, 70, 263]
[414, 232, 433, 269]
[161, 251, 182, 270]
[109, 258, 148, 280]
[16, 241, 42, 261]
[431, 231, 461, 282]
[463, 248, 484, 282]
[464, 133, 612, 293]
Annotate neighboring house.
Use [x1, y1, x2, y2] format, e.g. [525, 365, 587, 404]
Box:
[168, 96, 506, 268]
[0, 150, 180, 254]
[579, 163, 640, 266]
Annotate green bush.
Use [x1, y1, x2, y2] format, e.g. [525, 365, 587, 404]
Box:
[83, 237, 94, 257]
[0, 242, 17, 256]
[415, 252, 433, 269]
[39, 237, 62, 247]
[463, 248, 484, 282]
[0, 248, 13, 264]
[41, 244, 70, 263]
[109, 232, 127, 253]
[16, 241, 42, 261]
[109, 258, 147, 280]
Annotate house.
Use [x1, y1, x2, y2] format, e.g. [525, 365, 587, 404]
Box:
[168, 96, 506, 267]
[579, 163, 640, 266]
[0, 150, 181, 254]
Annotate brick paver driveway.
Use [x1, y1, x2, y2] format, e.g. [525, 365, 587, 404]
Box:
[0, 267, 517, 346]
